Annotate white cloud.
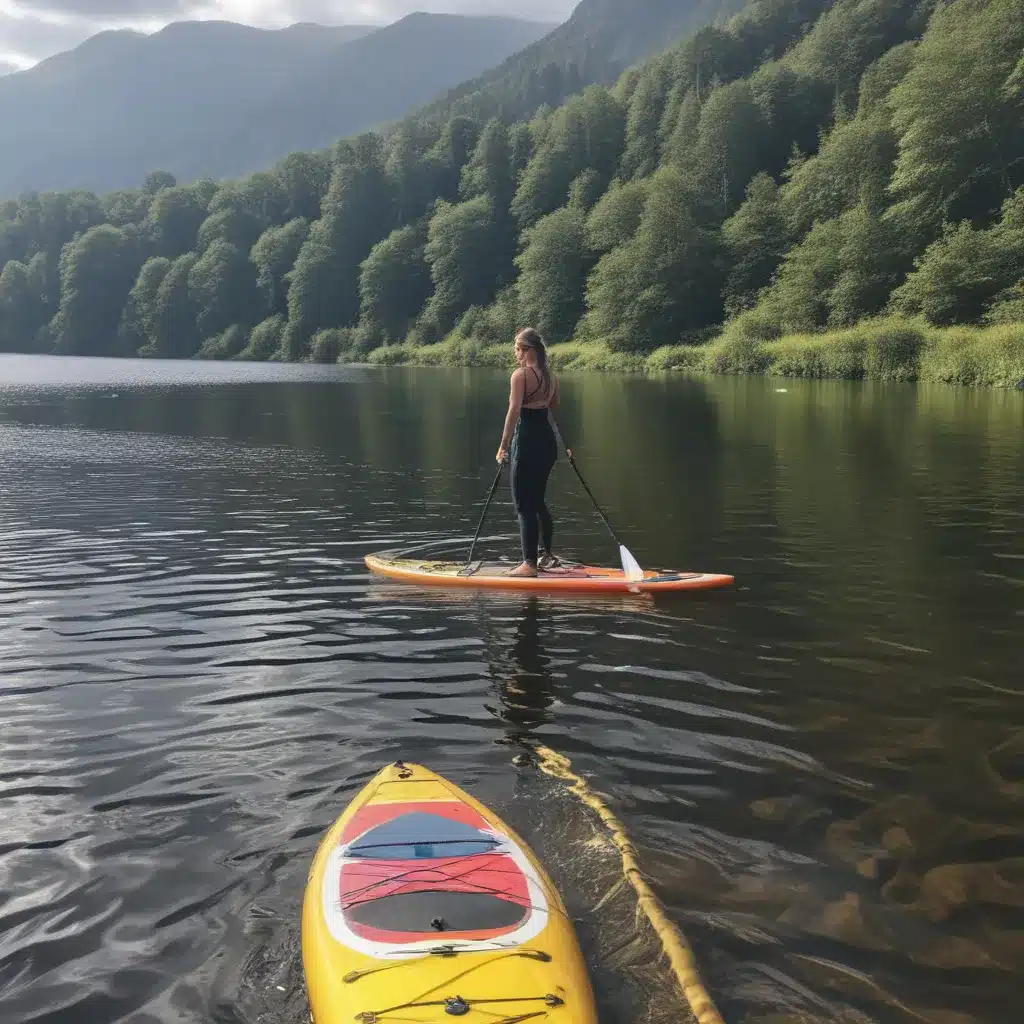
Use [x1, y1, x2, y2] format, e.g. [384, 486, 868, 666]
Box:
[1, 51, 33, 70]
[0, 0, 573, 69]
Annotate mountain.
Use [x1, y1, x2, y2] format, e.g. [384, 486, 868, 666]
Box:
[0, 15, 554, 197]
[5, 0, 1021, 371]
[407, 0, 749, 128]
[189, 15, 562, 182]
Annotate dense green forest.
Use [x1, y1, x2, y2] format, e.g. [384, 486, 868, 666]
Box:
[1, 0, 1022, 385]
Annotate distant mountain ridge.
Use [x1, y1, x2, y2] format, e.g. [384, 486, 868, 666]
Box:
[407, 0, 748, 128]
[0, 14, 555, 196]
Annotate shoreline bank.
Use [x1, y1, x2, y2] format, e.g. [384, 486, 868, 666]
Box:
[339, 317, 1024, 389]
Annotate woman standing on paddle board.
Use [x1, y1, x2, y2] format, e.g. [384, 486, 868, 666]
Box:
[496, 328, 562, 577]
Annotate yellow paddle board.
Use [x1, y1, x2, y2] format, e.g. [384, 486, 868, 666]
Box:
[302, 761, 598, 1023]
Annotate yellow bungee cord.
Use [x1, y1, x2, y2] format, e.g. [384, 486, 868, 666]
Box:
[531, 745, 726, 1024]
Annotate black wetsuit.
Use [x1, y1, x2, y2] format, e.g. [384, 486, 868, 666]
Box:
[510, 368, 557, 565]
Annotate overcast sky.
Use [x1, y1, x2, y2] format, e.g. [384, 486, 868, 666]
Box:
[0, 0, 575, 71]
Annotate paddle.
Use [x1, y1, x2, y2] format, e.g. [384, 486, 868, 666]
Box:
[549, 416, 644, 582]
[466, 456, 506, 566]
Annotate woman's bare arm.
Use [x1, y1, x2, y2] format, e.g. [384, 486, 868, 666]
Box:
[497, 369, 525, 461]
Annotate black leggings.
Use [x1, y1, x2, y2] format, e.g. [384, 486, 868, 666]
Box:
[510, 408, 557, 564]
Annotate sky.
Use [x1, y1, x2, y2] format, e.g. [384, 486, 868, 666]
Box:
[0, 0, 576, 71]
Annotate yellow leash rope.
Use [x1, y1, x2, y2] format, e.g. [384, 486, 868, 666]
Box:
[532, 745, 726, 1024]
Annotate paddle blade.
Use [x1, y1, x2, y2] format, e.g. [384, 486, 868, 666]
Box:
[620, 545, 644, 582]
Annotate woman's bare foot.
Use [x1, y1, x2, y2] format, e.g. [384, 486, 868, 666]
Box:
[507, 562, 538, 577]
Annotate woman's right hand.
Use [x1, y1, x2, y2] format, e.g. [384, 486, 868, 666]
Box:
[496, 447, 508, 464]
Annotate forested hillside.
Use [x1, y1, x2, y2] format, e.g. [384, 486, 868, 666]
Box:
[0, 15, 552, 196]
[1, 0, 1022, 383]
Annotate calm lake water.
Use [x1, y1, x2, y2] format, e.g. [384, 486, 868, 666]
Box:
[1, 353, 1022, 1024]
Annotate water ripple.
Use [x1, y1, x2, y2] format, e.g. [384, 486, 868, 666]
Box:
[1, 362, 1022, 1023]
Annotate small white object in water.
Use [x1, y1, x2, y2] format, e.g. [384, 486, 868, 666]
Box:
[775, 388, 788, 393]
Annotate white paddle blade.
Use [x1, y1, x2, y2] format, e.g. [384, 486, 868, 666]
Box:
[620, 545, 644, 582]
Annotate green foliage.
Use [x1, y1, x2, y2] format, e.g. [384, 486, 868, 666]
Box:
[887, 0, 1024, 230]
[281, 232, 338, 360]
[359, 221, 432, 342]
[856, 40, 917, 116]
[119, 256, 171, 354]
[197, 208, 268, 254]
[197, 324, 249, 360]
[309, 328, 350, 363]
[188, 241, 260, 341]
[585, 178, 650, 255]
[748, 62, 833, 176]
[283, 135, 394, 355]
[685, 79, 769, 213]
[511, 87, 627, 229]
[780, 106, 898, 235]
[423, 195, 503, 335]
[239, 314, 286, 361]
[827, 200, 912, 326]
[653, 315, 1024, 388]
[546, 340, 648, 373]
[515, 206, 589, 343]
[662, 87, 704, 167]
[567, 169, 605, 214]
[371, 333, 511, 367]
[101, 189, 151, 229]
[757, 216, 845, 331]
[889, 192, 1024, 324]
[250, 218, 309, 318]
[783, 0, 934, 107]
[53, 224, 143, 356]
[984, 282, 1024, 325]
[385, 121, 439, 224]
[619, 54, 675, 180]
[459, 120, 514, 208]
[424, 116, 480, 203]
[143, 171, 177, 196]
[0, 255, 51, 351]
[144, 252, 199, 358]
[275, 151, 332, 222]
[756, 195, 912, 331]
[722, 172, 788, 316]
[458, 286, 520, 347]
[917, 322, 1024, 386]
[144, 185, 210, 259]
[585, 165, 726, 351]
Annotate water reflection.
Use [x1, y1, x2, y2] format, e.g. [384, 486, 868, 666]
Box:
[1, 355, 1023, 1024]
[489, 596, 556, 742]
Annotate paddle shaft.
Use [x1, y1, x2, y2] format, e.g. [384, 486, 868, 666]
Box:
[567, 453, 625, 547]
[466, 458, 505, 565]
[549, 414, 626, 549]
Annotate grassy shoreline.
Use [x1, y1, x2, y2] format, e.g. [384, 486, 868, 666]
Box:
[341, 317, 1024, 388]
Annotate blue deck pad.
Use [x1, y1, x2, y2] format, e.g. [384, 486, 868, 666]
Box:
[346, 812, 502, 859]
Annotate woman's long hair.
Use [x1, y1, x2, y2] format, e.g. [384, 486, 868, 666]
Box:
[516, 327, 551, 400]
